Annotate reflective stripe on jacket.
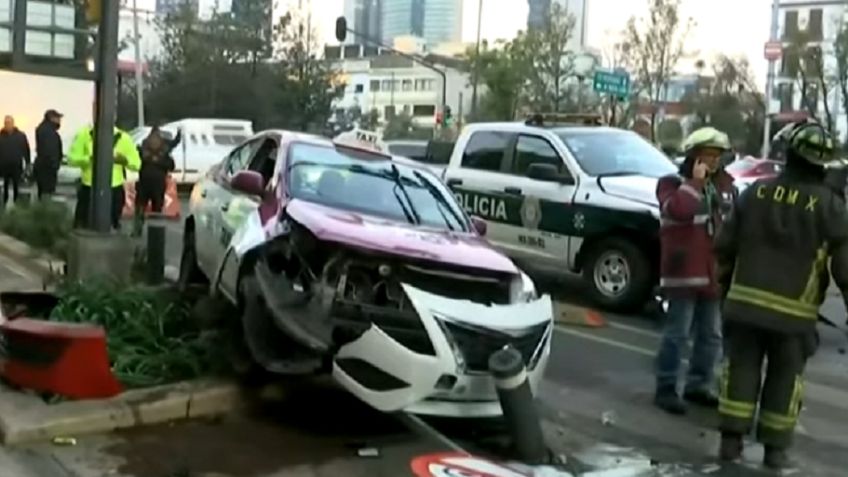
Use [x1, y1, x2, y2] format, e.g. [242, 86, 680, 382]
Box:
[656, 171, 735, 296]
[68, 125, 141, 187]
[715, 174, 848, 333]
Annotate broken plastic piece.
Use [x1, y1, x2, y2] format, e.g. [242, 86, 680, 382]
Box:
[357, 447, 380, 458]
[600, 411, 616, 426]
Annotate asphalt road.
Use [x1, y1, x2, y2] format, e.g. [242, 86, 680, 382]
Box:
[9, 188, 848, 475]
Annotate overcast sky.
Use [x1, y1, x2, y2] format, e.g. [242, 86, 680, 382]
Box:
[134, 0, 772, 88]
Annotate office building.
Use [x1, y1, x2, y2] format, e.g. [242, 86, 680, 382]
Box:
[344, 0, 384, 45]
[527, 0, 587, 50]
[382, 0, 461, 46]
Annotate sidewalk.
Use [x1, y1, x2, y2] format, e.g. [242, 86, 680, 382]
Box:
[0, 253, 42, 292]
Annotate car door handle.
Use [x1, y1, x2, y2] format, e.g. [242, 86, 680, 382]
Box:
[200, 190, 207, 198]
[446, 178, 463, 187]
[220, 203, 229, 212]
[504, 186, 522, 195]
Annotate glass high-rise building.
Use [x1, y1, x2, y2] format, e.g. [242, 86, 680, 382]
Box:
[527, 0, 587, 49]
[381, 0, 462, 46]
[343, 0, 384, 45]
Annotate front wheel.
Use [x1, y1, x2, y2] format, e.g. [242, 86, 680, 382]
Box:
[177, 227, 208, 294]
[582, 237, 653, 313]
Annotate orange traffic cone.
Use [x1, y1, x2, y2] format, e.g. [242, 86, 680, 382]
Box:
[554, 301, 606, 328]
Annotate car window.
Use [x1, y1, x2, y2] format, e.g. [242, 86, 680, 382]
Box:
[388, 143, 427, 161]
[461, 131, 514, 172]
[225, 140, 261, 177]
[511, 135, 565, 176]
[558, 129, 677, 178]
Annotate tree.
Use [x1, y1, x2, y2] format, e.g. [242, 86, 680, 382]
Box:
[360, 108, 380, 130]
[521, 2, 577, 112]
[465, 39, 529, 121]
[787, 29, 833, 130]
[835, 24, 848, 144]
[621, 0, 693, 141]
[683, 55, 765, 155]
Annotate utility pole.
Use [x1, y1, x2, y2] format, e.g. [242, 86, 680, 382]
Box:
[91, 0, 121, 232]
[131, 0, 145, 128]
[762, 0, 780, 159]
[470, 0, 483, 119]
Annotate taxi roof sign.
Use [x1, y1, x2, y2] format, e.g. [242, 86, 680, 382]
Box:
[333, 128, 389, 154]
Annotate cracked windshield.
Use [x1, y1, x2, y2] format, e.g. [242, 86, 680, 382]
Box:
[2, 0, 848, 476]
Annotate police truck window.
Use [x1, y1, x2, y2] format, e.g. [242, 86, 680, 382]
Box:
[461, 131, 513, 172]
[513, 135, 563, 176]
[558, 129, 677, 178]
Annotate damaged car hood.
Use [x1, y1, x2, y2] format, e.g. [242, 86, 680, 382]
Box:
[286, 199, 519, 275]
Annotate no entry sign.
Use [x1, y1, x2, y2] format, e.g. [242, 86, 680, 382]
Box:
[764, 41, 783, 61]
[410, 452, 573, 477]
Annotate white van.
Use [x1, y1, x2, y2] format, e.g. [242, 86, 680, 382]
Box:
[159, 118, 254, 185]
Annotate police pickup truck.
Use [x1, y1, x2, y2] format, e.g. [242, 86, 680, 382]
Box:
[436, 115, 678, 312]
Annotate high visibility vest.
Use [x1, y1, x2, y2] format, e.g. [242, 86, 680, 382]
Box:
[67, 125, 141, 187]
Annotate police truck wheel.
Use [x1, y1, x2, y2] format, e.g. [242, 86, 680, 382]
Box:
[583, 238, 652, 313]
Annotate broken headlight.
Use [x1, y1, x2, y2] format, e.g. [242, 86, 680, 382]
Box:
[509, 271, 538, 303]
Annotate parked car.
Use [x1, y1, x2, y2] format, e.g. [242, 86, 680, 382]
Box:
[180, 129, 554, 417]
[435, 119, 675, 312]
[725, 157, 783, 194]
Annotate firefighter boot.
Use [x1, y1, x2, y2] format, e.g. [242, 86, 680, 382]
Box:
[719, 432, 743, 462]
[763, 446, 791, 470]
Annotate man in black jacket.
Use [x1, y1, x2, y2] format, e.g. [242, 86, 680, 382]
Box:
[0, 115, 31, 208]
[132, 126, 180, 236]
[33, 110, 63, 199]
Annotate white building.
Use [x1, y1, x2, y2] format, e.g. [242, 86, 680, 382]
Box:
[328, 43, 472, 127]
[774, 0, 848, 139]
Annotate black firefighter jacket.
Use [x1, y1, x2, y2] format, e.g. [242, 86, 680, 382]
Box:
[0, 128, 30, 176]
[715, 171, 848, 335]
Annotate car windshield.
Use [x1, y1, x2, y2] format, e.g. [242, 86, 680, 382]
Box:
[388, 143, 428, 161]
[288, 143, 469, 232]
[557, 129, 678, 178]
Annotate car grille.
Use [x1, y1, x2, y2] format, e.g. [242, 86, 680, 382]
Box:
[401, 265, 512, 305]
[442, 321, 550, 373]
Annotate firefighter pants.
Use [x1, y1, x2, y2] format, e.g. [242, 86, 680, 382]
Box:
[719, 323, 811, 449]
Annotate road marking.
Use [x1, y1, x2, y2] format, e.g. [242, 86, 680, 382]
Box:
[555, 325, 655, 358]
[606, 320, 662, 339]
[401, 413, 470, 455]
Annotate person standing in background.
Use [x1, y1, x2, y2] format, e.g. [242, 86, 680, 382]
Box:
[0, 116, 31, 208]
[132, 126, 179, 236]
[34, 110, 63, 199]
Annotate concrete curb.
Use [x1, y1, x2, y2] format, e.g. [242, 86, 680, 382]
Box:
[0, 378, 246, 445]
[0, 232, 64, 282]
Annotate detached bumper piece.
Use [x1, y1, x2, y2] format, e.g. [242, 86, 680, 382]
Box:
[1, 318, 122, 399]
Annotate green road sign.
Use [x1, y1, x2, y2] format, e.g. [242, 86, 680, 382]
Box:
[593, 69, 631, 97]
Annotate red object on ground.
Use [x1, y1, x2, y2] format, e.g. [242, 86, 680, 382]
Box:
[0, 318, 123, 399]
[122, 175, 181, 219]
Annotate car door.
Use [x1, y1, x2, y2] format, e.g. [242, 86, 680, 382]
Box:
[444, 130, 522, 254]
[196, 138, 262, 279]
[217, 137, 280, 299]
[502, 134, 578, 270]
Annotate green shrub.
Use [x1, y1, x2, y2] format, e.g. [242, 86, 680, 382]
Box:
[50, 282, 228, 388]
[0, 201, 72, 258]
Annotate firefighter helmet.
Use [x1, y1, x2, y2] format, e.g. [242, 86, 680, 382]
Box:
[682, 127, 731, 154]
[775, 119, 837, 166]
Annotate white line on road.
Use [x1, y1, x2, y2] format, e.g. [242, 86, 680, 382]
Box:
[401, 413, 471, 455]
[605, 320, 662, 339]
[555, 326, 655, 358]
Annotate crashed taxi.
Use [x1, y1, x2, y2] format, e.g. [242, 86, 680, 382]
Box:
[179, 129, 554, 417]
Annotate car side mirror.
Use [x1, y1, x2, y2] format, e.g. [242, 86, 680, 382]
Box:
[470, 216, 487, 236]
[527, 163, 574, 185]
[230, 170, 265, 196]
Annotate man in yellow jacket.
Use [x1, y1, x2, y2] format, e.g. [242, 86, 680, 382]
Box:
[68, 122, 140, 230]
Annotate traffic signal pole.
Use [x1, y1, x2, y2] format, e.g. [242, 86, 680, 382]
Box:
[91, 0, 121, 232]
[762, 0, 780, 159]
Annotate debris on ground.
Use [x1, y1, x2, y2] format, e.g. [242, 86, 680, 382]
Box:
[356, 447, 380, 458]
[51, 436, 77, 446]
[601, 411, 617, 426]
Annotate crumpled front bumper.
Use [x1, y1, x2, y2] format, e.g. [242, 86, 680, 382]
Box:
[332, 283, 554, 418]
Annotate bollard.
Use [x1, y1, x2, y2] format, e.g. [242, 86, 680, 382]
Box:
[146, 212, 166, 285]
[489, 345, 548, 464]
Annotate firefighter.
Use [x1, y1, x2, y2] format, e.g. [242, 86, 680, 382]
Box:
[655, 127, 735, 415]
[68, 104, 141, 230]
[714, 119, 848, 469]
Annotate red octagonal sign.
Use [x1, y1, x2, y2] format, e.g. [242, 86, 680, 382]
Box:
[410, 453, 532, 477]
[764, 41, 783, 61]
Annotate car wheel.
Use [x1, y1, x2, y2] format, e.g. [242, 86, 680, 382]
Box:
[583, 237, 652, 313]
[177, 228, 208, 293]
[231, 276, 271, 385]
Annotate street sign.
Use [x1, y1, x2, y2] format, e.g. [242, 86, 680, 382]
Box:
[593, 69, 631, 97]
[764, 41, 783, 61]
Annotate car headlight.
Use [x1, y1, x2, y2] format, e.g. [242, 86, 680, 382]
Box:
[510, 271, 538, 303]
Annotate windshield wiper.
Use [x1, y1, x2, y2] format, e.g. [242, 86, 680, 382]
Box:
[412, 170, 462, 231]
[388, 164, 421, 225]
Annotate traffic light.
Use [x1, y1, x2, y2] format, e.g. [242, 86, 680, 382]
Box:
[85, 0, 101, 24]
[443, 106, 453, 127]
[435, 112, 443, 127]
[335, 17, 348, 43]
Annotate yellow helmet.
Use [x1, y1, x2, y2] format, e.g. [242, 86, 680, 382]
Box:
[682, 127, 731, 154]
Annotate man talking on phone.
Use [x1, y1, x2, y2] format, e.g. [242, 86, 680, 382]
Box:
[654, 127, 735, 415]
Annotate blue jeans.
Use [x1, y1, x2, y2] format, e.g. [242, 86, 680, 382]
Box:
[656, 296, 723, 394]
